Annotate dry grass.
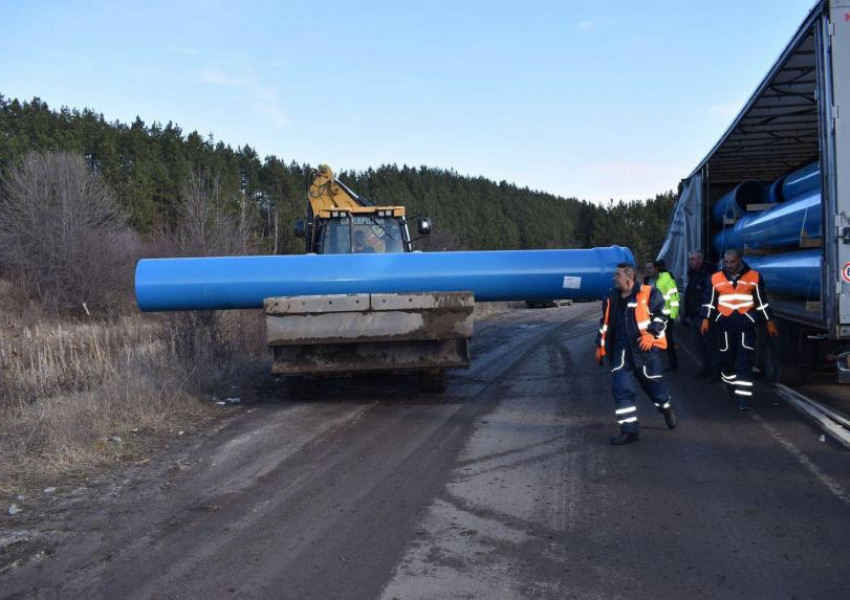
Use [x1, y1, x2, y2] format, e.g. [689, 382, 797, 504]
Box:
[0, 294, 267, 494]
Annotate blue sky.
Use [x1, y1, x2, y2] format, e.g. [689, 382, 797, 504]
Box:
[0, 0, 816, 202]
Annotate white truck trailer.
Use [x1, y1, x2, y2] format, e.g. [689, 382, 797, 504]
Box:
[658, 0, 850, 385]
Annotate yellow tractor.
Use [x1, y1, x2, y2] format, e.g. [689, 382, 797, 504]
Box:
[294, 164, 431, 254]
[267, 165, 471, 396]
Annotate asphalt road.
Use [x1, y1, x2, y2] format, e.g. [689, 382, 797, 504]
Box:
[2, 303, 850, 599]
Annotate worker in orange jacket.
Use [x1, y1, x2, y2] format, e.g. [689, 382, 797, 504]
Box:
[595, 263, 678, 445]
[701, 248, 779, 411]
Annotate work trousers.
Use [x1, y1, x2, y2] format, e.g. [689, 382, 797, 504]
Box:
[609, 346, 672, 433]
[665, 319, 679, 369]
[688, 317, 715, 375]
[716, 321, 755, 406]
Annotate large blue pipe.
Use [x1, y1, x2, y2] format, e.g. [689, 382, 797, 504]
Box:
[768, 175, 786, 204]
[782, 161, 820, 201]
[711, 180, 768, 224]
[712, 228, 739, 256]
[745, 250, 821, 300]
[712, 188, 822, 254]
[135, 246, 635, 311]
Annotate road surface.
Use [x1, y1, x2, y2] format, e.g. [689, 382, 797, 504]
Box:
[2, 303, 849, 599]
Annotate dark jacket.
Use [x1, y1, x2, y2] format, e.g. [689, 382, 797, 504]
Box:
[596, 284, 668, 367]
[684, 263, 713, 318]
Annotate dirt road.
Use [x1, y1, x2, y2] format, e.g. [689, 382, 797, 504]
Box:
[3, 303, 850, 599]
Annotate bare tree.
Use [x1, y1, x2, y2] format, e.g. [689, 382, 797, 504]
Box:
[172, 169, 243, 256]
[0, 151, 137, 314]
[160, 169, 247, 362]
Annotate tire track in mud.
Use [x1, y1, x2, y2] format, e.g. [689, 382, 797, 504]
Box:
[1, 305, 599, 600]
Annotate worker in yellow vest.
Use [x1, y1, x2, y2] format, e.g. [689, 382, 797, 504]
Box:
[644, 260, 680, 370]
[596, 263, 678, 445]
[701, 248, 779, 411]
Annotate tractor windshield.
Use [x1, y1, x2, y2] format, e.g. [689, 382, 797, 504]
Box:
[321, 215, 406, 254]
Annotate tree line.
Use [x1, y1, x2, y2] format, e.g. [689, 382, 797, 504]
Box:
[0, 94, 677, 283]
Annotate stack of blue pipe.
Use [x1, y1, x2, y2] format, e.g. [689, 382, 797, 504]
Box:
[712, 162, 821, 299]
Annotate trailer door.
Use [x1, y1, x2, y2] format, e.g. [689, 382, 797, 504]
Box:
[821, 1, 850, 336]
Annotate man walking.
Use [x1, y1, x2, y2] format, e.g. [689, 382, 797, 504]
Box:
[701, 248, 779, 410]
[596, 263, 678, 445]
[684, 251, 715, 379]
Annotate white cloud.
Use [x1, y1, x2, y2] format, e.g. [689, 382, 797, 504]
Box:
[200, 66, 288, 127]
[44, 50, 91, 67]
[169, 46, 200, 57]
[200, 68, 255, 87]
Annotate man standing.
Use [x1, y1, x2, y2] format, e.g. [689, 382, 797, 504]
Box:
[596, 263, 678, 445]
[684, 251, 715, 379]
[644, 260, 680, 371]
[701, 248, 779, 410]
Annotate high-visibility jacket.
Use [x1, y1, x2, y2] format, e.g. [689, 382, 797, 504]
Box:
[655, 271, 680, 320]
[597, 284, 668, 357]
[701, 264, 772, 324]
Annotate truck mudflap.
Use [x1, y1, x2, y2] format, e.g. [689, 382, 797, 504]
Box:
[264, 291, 473, 375]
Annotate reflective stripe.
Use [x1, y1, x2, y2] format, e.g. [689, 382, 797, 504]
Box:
[732, 380, 753, 387]
[719, 293, 754, 301]
[741, 332, 754, 350]
[662, 309, 671, 314]
[718, 298, 754, 309]
[669, 301, 679, 307]
[618, 416, 638, 424]
[719, 332, 729, 352]
[642, 366, 662, 380]
[755, 282, 770, 321]
[734, 389, 753, 397]
[661, 401, 671, 409]
[615, 407, 636, 415]
[611, 350, 626, 372]
[627, 302, 638, 308]
[637, 319, 650, 329]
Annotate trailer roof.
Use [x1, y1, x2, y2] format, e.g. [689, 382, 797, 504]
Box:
[688, 1, 827, 185]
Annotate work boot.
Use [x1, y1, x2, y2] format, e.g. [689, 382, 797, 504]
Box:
[610, 431, 639, 446]
[663, 406, 678, 429]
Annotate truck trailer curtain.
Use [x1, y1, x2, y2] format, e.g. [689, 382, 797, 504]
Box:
[657, 173, 702, 290]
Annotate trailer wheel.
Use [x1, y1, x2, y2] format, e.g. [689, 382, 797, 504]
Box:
[776, 363, 810, 387]
[420, 370, 447, 393]
[286, 375, 321, 399]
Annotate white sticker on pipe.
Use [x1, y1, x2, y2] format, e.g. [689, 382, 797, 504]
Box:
[563, 276, 581, 289]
